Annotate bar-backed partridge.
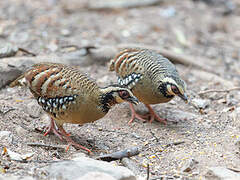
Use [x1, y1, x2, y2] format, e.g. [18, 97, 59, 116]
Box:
[109, 48, 187, 124]
[10, 63, 138, 153]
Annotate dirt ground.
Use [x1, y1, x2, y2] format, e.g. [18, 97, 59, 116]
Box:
[1, 0, 240, 179]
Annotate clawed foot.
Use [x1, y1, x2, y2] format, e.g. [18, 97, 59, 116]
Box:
[128, 110, 149, 125]
[43, 117, 91, 153]
[128, 103, 167, 125]
[43, 118, 63, 140]
[58, 126, 92, 153]
[144, 104, 167, 124]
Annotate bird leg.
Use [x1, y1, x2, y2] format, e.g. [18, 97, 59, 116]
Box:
[43, 117, 63, 140]
[44, 117, 91, 153]
[128, 103, 150, 124]
[144, 104, 167, 124]
[58, 126, 91, 153]
[128, 103, 167, 124]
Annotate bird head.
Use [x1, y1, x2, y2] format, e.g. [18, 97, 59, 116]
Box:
[160, 76, 188, 103]
[100, 85, 139, 108]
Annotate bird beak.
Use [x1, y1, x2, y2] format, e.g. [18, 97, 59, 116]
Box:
[178, 93, 188, 103]
[128, 96, 139, 105]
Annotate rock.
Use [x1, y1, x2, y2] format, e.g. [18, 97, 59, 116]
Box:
[70, 152, 87, 159]
[42, 157, 136, 180]
[15, 126, 28, 137]
[0, 61, 24, 89]
[205, 167, 240, 180]
[181, 158, 199, 172]
[26, 100, 43, 118]
[46, 41, 58, 52]
[160, 7, 176, 18]
[78, 172, 117, 180]
[121, 158, 141, 175]
[0, 57, 35, 89]
[9, 31, 29, 43]
[191, 98, 210, 109]
[0, 131, 12, 144]
[235, 137, 240, 151]
[192, 0, 235, 15]
[166, 110, 197, 121]
[61, 29, 71, 36]
[226, 94, 238, 106]
[0, 43, 18, 58]
[0, 175, 34, 180]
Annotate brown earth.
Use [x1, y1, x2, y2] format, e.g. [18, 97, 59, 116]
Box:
[1, 0, 240, 179]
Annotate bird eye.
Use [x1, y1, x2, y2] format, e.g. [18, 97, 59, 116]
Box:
[171, 85, 179, 94]
[119, 90, 130, 99]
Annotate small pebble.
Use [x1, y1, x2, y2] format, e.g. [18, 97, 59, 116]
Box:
[191, 98, 210, 109]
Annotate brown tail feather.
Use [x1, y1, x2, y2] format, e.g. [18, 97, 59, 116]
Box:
[9, 74, 26, 87]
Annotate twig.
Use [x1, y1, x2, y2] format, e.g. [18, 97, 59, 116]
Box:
[149, 130, 159, 142]
[147, 163, 150, 180]
[145, 141, 185, 151]
[85, 0, 162, 10]
[0, 108, 15, 115]
[12, 159, 60, 163]
[164, 141, 185, 148]
[96, 147, 140, 162]
[150, 175, 187, 180]
[18, 48, 37, 56]
[198, 87, 240, 95]
[227, 167, 240, 173]
[27, 142, 65, 150]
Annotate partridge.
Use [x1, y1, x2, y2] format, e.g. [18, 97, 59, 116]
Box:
[10, 63, 138, 153]
[109, 48, 187, 124]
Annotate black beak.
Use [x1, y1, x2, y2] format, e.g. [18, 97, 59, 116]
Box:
[178, 93, 188, 103]
[128, 96, 139, 105]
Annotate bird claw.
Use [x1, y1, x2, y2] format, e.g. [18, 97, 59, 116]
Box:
[57, 126, 92, 153]
[42, 118, 91, 153]
[128, 112, 148, 125]
[146, 113, 167, 124]
[43, 119, 64, 140]
[65, 141, 92, 154]
[145, 104, 167, 124]
[128, 103, 167, 124]
[44, 127, 64, 140]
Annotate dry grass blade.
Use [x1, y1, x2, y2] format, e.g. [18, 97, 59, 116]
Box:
[198, 87, 240, 95]
[18, 48, 36, 56]
[27, 142, 66, 150]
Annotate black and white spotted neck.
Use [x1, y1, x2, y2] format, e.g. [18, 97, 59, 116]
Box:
[37, 95, 78, 117]
[118, 73, 142, 89]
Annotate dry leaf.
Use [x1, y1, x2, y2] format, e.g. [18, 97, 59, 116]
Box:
[3, 148, 34, 161]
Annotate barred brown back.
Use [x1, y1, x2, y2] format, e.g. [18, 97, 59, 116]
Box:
[21, 63, 100, 119]
[109, 48, 179, 89]
[25, 63, 97, 98]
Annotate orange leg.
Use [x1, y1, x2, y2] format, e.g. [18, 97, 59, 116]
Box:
[43, 118, 63, 140]
[128, 103, 167, 125]
[144, 104, 167, 124]
[128, 103, 150, 125]
[58, 126, 92, 154]
[44, 117, 91, 153]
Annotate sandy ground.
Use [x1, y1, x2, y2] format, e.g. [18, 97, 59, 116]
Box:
[1, 0, 240, 179]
